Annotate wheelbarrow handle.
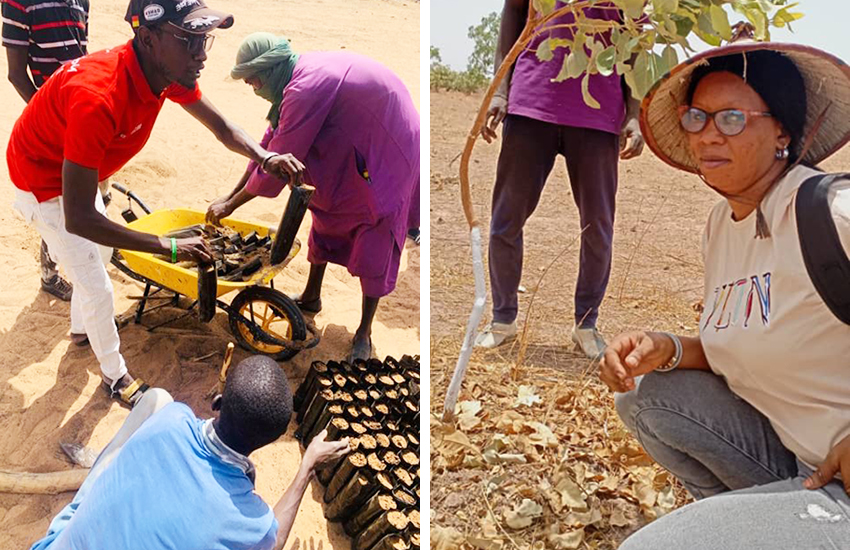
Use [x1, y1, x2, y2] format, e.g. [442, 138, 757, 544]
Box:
[111, 182, 152, 215]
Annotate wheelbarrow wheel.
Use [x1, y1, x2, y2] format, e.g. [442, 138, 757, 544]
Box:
[228, 287, 307, 361]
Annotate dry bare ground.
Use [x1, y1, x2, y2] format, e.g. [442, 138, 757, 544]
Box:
[429, 90, 850, 549]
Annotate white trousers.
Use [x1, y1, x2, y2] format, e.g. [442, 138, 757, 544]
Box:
[13, 188, 127, 382]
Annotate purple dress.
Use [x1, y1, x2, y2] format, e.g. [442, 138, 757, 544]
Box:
[245, 51, 420, 297]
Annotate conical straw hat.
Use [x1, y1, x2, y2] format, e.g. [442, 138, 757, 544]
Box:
[640, 42, 850, 173]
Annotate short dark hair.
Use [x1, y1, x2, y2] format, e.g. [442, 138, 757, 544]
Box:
[686, 51, 807, 162]
[218, 355, 293, 454]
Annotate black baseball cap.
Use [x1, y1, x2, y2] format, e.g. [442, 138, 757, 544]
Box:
[125, 0, 234, 34]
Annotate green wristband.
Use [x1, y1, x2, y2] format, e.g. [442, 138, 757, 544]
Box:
[171, 237, 177, 263]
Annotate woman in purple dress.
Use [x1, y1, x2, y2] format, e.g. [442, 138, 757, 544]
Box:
[207, 33, 420, 361]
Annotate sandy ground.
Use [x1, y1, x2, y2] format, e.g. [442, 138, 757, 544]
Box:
[429, 90, 850, 547]
[0, 1, 419, 548]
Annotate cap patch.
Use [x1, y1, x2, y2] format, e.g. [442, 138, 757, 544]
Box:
[175, 0, 200, 12]
[185, 15, 218, 29]
[131, 14, 140, 27]
[143, 4, 165, 21]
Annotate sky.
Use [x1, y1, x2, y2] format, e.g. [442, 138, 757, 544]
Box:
[431, 0, 850, 71]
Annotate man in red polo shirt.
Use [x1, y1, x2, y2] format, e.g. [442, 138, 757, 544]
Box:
[8, 0, 305, 405]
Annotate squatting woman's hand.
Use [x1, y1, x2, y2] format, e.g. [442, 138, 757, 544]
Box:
[599, 331, 676, 393]
[805, 434, 850, 495]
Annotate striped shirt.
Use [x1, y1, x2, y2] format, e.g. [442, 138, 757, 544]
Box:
[1, 0, 88, 87]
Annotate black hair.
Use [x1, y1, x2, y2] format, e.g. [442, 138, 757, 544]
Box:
[686, 50, 807, 162]
[216, 355, 293, 455]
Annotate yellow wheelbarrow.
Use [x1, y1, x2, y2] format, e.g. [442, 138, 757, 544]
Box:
[110, 183, 318, 361]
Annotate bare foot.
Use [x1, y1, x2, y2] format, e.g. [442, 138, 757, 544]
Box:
[70, 333, 89, 347]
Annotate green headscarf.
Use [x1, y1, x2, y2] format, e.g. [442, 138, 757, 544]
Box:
[231, 32, 300, 129]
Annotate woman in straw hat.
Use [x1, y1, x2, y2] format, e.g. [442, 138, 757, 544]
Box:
[600, 40, 850, 547]
[205, 33, 420, 362]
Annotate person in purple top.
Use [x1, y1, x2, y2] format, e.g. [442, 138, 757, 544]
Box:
[206, 33, 419, 362]
[475, 0, 645, 358]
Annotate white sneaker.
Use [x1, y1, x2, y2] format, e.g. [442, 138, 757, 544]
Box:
[474, 321, 518, 349]
[571, 325, 607, 359]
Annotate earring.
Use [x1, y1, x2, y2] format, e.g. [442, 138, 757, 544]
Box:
[776, 146, 790, 160]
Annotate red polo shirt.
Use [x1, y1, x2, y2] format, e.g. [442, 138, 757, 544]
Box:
[6, 40, 201, 202]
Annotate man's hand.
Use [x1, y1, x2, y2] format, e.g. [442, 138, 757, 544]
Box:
[481, 95, 508, 144]
[303, 429, 350, 474]
[265, 153, 306, 186]
[173, 236, 214, 264]
[206, 196, 234, 225]
[619, 117, 644, 160]
[599, 331, 675, 393]
[804, 434, 850, 495]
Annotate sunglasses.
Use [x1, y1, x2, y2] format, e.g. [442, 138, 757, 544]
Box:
[161, 26, 215, 54]
[678, 106, 772, 137]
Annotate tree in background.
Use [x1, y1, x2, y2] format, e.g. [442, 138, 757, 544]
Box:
[431, 12, 501, 93]
[432, 1, 803, 98]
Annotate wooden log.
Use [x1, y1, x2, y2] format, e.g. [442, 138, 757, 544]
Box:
[400, 451, 419, 468]
[0, 469, 88, 494]
[305, 403, 344, 446]
[297, 376, 332, 423]
[317, 437, 361, 485]
[270, 184, 314, 264]
[325, 453, 366, 503]
[296, 388, 333, 442]
[393, 488, 416, 509]
[197, 263, 217, 323]
[343, 492, 397, 536]
[352, 510, 409, 550]
[324, 470, 379, 522]
[370, 534, 409, 550]
[294, 361, 328, 414]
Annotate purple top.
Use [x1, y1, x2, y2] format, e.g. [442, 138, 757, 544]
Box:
[508, 2, 625, 135]
[245, 51, 420, 226]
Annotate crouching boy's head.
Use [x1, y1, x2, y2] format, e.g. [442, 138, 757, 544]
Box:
[212, 355, 293, 456]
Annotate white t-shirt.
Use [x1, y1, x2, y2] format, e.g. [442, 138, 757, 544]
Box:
[700, 164, 850, 468]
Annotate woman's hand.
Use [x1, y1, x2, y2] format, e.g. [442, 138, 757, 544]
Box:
[599, 331, 676, 392]
[206, 196, 234, 225]
[804, 434, 850, 495]
[265, 153, 306, 186]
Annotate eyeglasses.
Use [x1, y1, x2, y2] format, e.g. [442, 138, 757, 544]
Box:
[161, 27, 214, 54]
[678, 106, 772, 137]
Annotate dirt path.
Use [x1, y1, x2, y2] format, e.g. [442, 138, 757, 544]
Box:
[0, 1, 419, 548]
[429, 90, 850, 548]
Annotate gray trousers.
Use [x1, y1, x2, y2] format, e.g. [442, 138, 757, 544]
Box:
[616, 370, 850, 549]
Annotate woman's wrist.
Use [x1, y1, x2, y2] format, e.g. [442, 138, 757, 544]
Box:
[656, 332, 683, 372]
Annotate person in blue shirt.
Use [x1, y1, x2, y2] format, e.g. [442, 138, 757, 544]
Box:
[30, 355, 351, 550]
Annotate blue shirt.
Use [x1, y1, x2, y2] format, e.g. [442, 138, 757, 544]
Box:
[35, 403, 278, 550]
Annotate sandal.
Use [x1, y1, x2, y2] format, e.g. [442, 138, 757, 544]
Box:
[347, 336, 373, 363]
[291, 295, 322, 314]
[102, 377, 150, 407]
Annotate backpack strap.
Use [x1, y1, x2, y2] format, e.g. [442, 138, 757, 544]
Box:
[795, 172, 850, 325]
